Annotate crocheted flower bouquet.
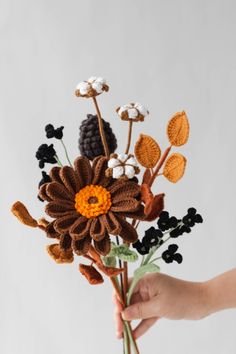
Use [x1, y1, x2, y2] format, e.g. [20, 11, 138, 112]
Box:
[11, 76, 203, 354]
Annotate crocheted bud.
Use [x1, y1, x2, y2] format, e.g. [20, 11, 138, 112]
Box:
[78, 114, 117, 160]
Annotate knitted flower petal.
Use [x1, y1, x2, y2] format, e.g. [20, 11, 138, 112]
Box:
[108, 180, 140, 198]
[112, 166, 124, 179]
[59, 166, 79, 195]
[38, 183, 52, 202]
[45, 221, 60, 239]
[100, 211, 122, 235]
[53, 212, 79, 234]
[60, 233, 72, 251]
[120, 204, 146, 221]
[70, 216, 92, 240]
[92, 156, 111, 187]
[107, 158, 120, 168]
[126, 156, 138, 166]
[47, 244, 74, 263]
[115, 216, 138, 243]
[49, 166, 63, 184]
[74, 156, 92, 188]
[79, 264, 104, 285]
[111, 197, 140, 213]
[93, 232, 111, 256]
[124, 165, 136, 179]
[46, 182, 74, 202]
[72, 236, 91, 256]
[45, 200, 75, 218]
[90, 217, 106, 241]
[92, 81, 103, 93]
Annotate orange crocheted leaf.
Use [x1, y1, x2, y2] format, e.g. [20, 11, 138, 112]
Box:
[144, 193, 165, 221]
[142, 168, 152, 184]
[79, 264, 104, 285]
[163, 153, 187, 183]
[97, 264, 124, 277]
[134, 134, 161, 168]
[47, 244, 74, 264]
[167, 111, 189, 146]
[11, 201, 38, 227]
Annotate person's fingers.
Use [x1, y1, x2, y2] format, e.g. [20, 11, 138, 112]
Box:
[130, 292, 143, 305]
[133, 317, 159, 339]
[114, 311, 123, 338]
[121, 298, 158, 321]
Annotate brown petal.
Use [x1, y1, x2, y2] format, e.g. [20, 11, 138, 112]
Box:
[45, 200, 75, 218]
[90, 217, 106, 241]
[120, 204, 146, 221]
[97, 264, 124, 277]
[74, 156, 92, 188]
[92, 156, 111, 187]
[93, 233, 111, 256]
[38, 183, 52, 202]
[79, 264, 104, 285]
[60, 233, 72, 251]
[111, 198, 140, 213]
[72, 236, 91, 256]
[70, 216, 92, 240]
[144, 193, 165, 221]
[47, 244, 74, 263]
[46, 182, 74, 202]
[88, 245, 102, 264]
[11, 201, 38, 227]
[49, 166, 63, 183]
[53, 212, 79, 234]
[142, 169, 152, 184]
[100, 212, 122, 235]
[115, 215, 138, 243]
[109, 180, 140, 199]
[59, 166, 79, 194]
[45, 221, 60, 239]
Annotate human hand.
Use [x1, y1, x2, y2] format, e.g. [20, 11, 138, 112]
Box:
[113, 272, 208, 339]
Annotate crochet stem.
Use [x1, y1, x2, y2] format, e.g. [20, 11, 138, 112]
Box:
[60, 139, 72, 167]
[125, 121, 133, 154]
[92, 97, 110, 158]
[122, 256, 130, 353]
[55, 154, 63, 167]
[148, 145, 172, 187]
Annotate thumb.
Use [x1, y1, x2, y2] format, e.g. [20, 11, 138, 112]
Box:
[121, 298, 157, 321]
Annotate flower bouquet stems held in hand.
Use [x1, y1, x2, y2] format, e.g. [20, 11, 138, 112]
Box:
[11, 76, 203, 354]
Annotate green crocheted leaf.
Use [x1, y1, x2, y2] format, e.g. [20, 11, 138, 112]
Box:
[110, 244, 138, 263]
[101, 255, 116, 268]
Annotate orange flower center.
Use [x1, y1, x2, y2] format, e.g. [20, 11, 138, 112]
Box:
[74, 185, 112, 218]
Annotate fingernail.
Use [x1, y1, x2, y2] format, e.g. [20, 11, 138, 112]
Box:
[121, 311, 125, 320]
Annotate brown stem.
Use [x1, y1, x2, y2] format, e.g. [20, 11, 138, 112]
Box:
[125, 120, 133, 154]
[148, 145, 172, 187]
[92, 97, 110, 157]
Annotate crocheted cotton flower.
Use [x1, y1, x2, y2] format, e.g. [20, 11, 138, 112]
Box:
[38, 156, 145, 256]
[75, 77, 109, 98]
[106, 153, 140, 179]
[116, 103, 149, 122]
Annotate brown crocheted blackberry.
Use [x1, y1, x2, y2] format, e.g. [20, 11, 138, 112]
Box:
[79, 114, 117, 160]
[38, 156, 145, 256]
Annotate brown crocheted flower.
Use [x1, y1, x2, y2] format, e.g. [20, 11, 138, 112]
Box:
[38, 156, 144, 256]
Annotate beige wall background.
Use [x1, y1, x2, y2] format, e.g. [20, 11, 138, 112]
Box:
[1, 0, 236, 353]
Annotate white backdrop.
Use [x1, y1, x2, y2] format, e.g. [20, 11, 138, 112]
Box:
[1, 1, 236, 353]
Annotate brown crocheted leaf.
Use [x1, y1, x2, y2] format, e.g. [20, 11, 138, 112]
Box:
[11, 201, 38, 227]
[47, 244, 74, 263]
[144, 193, 165, 221]
[97, 264, 124, 277]
[163, 153, 187, 183]
[141, 183, 153, 206]
[142, 169, 152, 184]
[134, 134, 161, 168]
[89, 245, 102, 265]
[167, 111, 189, 146]
[79, 264, 104, 285]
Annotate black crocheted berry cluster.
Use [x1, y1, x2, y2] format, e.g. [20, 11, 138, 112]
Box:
[35, 144, 57, 169]
[78, 114, 117, 160]
[133, 208, 203, 264]
[45, 124, 64, 139]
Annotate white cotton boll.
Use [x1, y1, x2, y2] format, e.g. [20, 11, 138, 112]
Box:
[128, 108, 138, 118]
[118, 154, 128, 162]
[112, 166, 124, 179]
[137, 104, 148, 116]
[124, 165, 135, 179]
[126, 156, 138, 167]
[108, 158, 120, 168]
[92, 82, 103, 93]
[118, 107, 126, 116]
[79, 82, 90, 95]
[88, 76, 97, 83]
[96, 77, 106, 84]
[124, 104, 132, 109]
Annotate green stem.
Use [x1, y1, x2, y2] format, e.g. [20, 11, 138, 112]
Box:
[60, 139, 72, 167]
[124, 321, 139, 354]
[55, 154, 63, 167]
[150, 256, 162, 263]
